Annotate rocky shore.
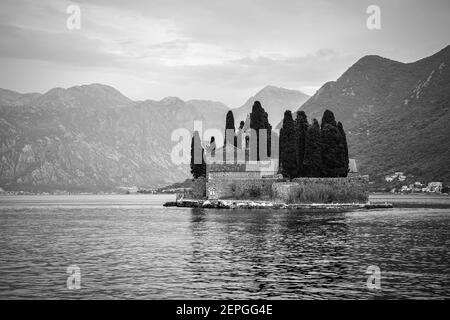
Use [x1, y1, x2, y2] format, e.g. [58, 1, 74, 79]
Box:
[163, 199, 393, 211]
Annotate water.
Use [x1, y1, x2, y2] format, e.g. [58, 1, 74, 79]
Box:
[0, 194, 448, 299]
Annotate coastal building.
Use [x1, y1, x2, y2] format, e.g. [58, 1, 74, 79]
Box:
[204, 114, 280, 199]
[385, 171, 407, 182]
[203, 116, 361, 200]
[426, 182, 442, 193]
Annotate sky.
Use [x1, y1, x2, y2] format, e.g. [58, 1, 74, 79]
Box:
[0, 0, 449, 107]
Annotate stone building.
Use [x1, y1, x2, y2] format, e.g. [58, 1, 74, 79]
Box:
[201, 110, 366, 203]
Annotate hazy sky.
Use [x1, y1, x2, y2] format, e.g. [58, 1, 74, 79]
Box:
[0, 0, 449, 106]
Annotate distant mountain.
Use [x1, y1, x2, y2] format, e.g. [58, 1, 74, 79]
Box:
[294, 45, 450, 185]
[34, 83, 134, 109]
[0, 84, 229, 192]
[0, 88, 41, 107]
[233, 85, 310, 126]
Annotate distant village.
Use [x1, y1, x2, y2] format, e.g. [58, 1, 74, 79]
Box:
[384, 172, 447, 194]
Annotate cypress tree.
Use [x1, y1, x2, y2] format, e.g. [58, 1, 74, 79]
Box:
[249, 101, 271, 160]
[321, 109, 337, 129]
[225, 110, 236, 132]
[321, 110, 351, 177]
[190, 131, 206, 179]
[279, 110, 297, 179]
[303, 119, 323, 177]
[337, 121, 349, 177]
[321, 122, 341, 177]
[224, 110, 236, 162]
[294, 110, 309, 177]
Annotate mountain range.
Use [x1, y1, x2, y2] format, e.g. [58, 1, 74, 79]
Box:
[0, 83, 308, 192]
[0, 45, 449, 192]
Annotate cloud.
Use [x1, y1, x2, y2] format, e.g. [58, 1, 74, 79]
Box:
[0, 0, 449, 106]
[0, 24, 121, 67]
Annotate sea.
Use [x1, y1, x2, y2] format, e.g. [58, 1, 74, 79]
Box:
[0, 194, 448, 299]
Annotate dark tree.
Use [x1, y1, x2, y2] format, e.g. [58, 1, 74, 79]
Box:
[321, 109, 337, 129]
[337, 121, 349, 177]
[279, 110, 297, 179]
[224, 110, 236, 162]
[320, 110, 349, 177]
[303, 119, 323, 177]
[249, 101, 272, 160]
[225, 110, 236, 132]
[294, 110, 309, 177]
[321, 122, 342, 177]
[190, 131, 206, 179]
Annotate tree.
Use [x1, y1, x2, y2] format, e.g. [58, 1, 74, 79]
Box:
[321, 109, 337, 129]
[225, 110, 236, 132]
[190, 131, 206, 179]
[294, 110, 309, 177]
[249, 101, 272, 160]
[442, 185, 450, 194]
[303, 119, 323, 177]
[224, 110, 236, 162]
[279, 110, 297, 179]
[321, 122, 342, 177]
[337, 121, 349, 177]
[320, 109, 349, 177]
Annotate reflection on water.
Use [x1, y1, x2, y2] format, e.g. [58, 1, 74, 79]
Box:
[0, 195, 448, 299]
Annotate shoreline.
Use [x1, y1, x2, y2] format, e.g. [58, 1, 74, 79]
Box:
[369, 193, 450, 208]
[164, 199, 393, 211]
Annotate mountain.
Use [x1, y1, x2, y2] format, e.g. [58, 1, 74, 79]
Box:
[0, 84, 229, 192]
[0, 88, 41, 107]
[233, 85, 310, 126]
[294, 45, 450, 186]
[34, 83, 134, 109]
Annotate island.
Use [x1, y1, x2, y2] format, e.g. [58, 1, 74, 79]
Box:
[164, 102, 393, 211]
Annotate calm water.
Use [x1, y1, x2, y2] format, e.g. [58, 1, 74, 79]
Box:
[0, 194, 448, 299]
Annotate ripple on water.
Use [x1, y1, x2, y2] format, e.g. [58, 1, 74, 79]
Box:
[0, 195, 449, 299]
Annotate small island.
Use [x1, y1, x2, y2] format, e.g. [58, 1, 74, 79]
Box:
[165, 101, 392, 211]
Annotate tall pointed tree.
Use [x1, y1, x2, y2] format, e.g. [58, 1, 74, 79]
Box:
[224, 110, 236, 162]
[279, 110, 297, 179]
[337, 121, 349, 177]
[321, 110, 350, 177]
[321, 109, 337, 129]
[321, 122, 341, 177]
[249, 101, 271, 160]
[190, 131, 206, 179]
[303, 119, 323, 177]
[294, 110, 309, 177]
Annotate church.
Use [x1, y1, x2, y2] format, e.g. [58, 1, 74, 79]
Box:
[200, 101, 358, 200]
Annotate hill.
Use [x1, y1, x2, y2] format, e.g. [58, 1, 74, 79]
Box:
[0, 84, 229, 192]
[294, 45, 450, 186]
[233, 85, 309, 126]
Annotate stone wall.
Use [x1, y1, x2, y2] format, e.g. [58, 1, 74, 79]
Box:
[206, 161, 368, 202]
[272, 176, 369, 203]
[207, 163, 246, 172]
[207, 174, 285, 199]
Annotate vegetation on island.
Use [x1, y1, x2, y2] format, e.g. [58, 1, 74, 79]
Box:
[190, 101, 349, 182]
[280, 109, 349, 179]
